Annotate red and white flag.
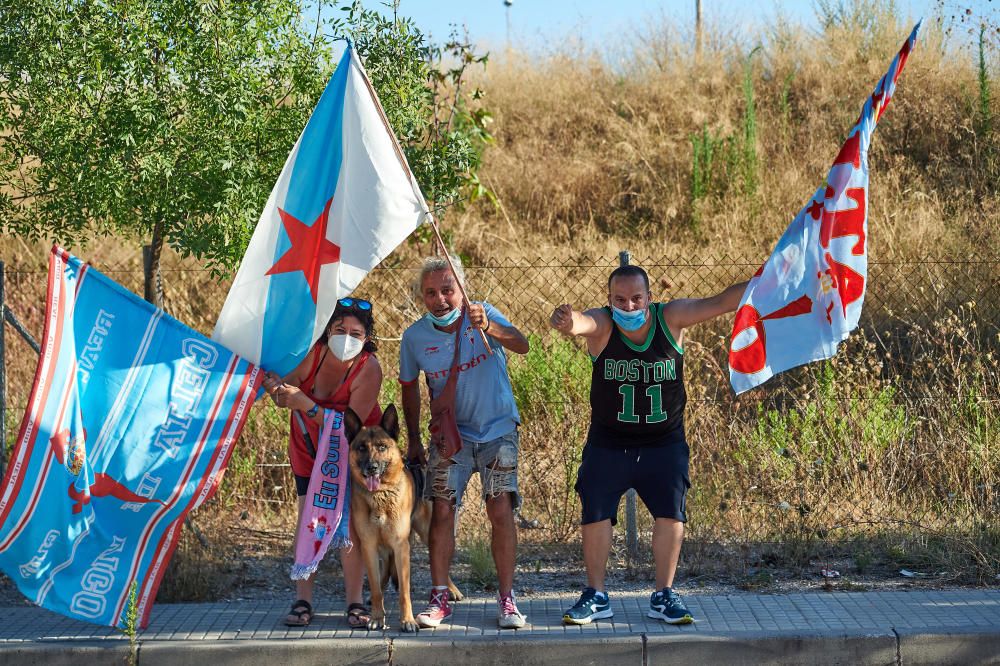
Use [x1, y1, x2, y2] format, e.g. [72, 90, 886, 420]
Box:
[729, 22, 921, 394]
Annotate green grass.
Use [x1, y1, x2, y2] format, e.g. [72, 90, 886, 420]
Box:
[688, 46, 761, 224]
[739, 47, 762, 196]
[508, 331, 591, 420]
[462, 536, 497, 591]
[978, 24, 993, 136]
[734, 361, 910, 475]
[691, 124, 724, 205]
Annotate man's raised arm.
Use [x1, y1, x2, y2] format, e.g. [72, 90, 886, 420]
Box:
[662, 281, 750, 331]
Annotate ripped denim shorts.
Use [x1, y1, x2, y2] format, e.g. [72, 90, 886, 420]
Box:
[425, 428, 521, 511]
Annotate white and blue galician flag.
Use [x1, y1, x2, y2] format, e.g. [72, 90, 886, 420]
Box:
[212, 44, 426, 376]
[728, 22, 921, 394]
[0, 246, 262, 628]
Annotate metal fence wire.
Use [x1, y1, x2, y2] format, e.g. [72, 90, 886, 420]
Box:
[1, 252, 998, 571]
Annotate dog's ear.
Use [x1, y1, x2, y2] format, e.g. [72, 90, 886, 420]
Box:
[343, 407, 363, 442]
[380, 404, 399, 441]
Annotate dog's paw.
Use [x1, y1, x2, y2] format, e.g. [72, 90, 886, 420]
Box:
[367, 615, 387, 631]
[450, 587, 465, 602]
[400, 619, 419, 633]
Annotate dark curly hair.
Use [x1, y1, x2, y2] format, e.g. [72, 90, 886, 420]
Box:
[319, 299, 377, 353]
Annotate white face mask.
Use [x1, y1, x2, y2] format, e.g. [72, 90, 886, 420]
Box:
[327, 334, 364, 361]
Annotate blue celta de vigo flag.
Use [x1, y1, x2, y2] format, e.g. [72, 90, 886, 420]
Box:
[0, 246, 262, 628]
[212, 44, 427, 377]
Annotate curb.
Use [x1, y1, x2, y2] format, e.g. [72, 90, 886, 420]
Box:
[896, 625, 1000, 665]
[645, 629, 898, 665]
[5, 629, 999, 666]
[0, 640, 132, 666]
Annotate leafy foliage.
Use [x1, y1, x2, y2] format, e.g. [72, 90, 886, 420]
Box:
[0, 0, 333, 270]
[508, 331, 591, 420]
[0, 0, 493, 275]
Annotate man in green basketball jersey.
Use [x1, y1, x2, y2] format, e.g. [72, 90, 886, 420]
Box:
[550, 264, 747, 625]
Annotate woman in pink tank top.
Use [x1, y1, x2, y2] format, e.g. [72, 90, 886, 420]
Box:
[261, 298, 383, 628]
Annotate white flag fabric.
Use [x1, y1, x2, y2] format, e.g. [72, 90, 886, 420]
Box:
[728, 22, 920, 394]
[213, 45, 425, 376]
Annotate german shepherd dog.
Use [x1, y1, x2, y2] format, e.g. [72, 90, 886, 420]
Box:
[344, 404, 463, 632]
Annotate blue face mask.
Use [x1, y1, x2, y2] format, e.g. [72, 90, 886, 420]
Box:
[611, 305, 647, 331]
[425, 307, 462, 327]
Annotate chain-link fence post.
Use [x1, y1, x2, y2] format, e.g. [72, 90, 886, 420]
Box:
[618, 250, 640, 565]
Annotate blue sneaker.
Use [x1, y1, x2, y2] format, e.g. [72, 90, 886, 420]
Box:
[648, 587, 693, 624]
[563, 587, 613, 625]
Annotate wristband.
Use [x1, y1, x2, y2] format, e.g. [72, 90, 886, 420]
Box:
[305, 403, 320, 418]
[484, 318, 491, 332]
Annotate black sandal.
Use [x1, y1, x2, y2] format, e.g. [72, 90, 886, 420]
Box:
[285, 599, 313, 627]
[346, 602, 371, 629]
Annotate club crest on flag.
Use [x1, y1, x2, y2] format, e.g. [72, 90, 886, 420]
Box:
[729, 22, 921, 394]
[213, 44, 427, 377]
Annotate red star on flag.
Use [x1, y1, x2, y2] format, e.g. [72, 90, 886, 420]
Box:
[265, 198, 340, 303]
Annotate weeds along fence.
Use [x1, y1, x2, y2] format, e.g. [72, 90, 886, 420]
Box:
[2, 251, 999, 580]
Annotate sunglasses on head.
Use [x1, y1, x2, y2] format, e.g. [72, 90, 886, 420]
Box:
[338, 297, 372, 311]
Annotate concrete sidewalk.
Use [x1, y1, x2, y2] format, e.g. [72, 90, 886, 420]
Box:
[1, 589, 998, 665]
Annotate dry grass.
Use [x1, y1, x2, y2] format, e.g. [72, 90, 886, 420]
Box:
[450, 8, 998, 262]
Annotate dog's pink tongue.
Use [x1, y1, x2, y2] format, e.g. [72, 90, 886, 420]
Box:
[365, 476, 380, 492]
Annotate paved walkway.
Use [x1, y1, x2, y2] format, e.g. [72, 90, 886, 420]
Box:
[1, 589, 998, 664]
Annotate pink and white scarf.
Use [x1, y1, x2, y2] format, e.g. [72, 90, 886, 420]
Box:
[290, 409, 352, 580]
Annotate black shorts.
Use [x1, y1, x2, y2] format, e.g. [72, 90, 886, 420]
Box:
[574, 441, 690, 525]
[295, 474, 310, 497]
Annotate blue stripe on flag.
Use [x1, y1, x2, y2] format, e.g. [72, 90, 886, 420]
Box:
[261, 48, 351, 374]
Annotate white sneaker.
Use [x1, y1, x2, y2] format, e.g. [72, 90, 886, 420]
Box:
[498, 593, 526, 629]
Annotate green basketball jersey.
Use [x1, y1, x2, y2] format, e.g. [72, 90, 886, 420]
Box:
[588, 303, 686, 447]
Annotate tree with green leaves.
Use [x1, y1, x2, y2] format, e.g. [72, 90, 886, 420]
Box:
[0, 0, 333, 304]
[0, 0, 492, 304]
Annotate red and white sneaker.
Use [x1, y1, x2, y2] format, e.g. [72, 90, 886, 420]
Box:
[498, 593, 526, 629]
[416, 588, 452, 628]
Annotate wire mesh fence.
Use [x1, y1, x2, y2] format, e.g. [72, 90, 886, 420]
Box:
[1, 251, 998, 575]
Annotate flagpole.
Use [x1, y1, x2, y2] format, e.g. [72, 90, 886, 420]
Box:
[349, 46, 493, 353]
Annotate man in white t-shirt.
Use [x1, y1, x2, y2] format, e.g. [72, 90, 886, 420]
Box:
[400, 255, 529, 630]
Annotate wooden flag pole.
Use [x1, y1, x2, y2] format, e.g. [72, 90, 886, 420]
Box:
[350, 46, 492, 353]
